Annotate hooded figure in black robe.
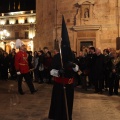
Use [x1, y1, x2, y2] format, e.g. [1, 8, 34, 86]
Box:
[48, 16, 79, 120]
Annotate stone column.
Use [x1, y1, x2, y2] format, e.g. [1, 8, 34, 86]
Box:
[34, 0, 56, 51]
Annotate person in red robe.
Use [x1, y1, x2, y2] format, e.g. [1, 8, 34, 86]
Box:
[15, 39, 37, 95]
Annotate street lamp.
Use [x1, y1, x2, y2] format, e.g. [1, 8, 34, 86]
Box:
[0, 29, 10, 40]
[0, 29, 10, 51]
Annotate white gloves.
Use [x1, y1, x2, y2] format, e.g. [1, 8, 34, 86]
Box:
[17, 71, 21, 75]
[50, 69, 59, 77]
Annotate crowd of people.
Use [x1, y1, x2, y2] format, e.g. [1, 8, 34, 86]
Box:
[0, 46, 120, 96]
[74, 46, 120, 96]
[0, 48, 16, 81]
[0, 44, 120, 120]
[0, 47, 53, 84]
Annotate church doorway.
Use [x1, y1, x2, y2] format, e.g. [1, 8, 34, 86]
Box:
[80, 41, 93, 51]
[76, 38, 95, 56]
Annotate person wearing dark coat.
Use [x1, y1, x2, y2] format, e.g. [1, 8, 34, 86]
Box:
[37, 50, 45, 83]
[48, 50, 79, 120]
[9, 51, 17, 80]
[27, 51, 34, 81]
[94, 48, 105, 93]
[0, 50, 4, 80]
[48, 16, 79, 120]
[1, 52, 9, 80]
[44, 52, 52, 83]
[103, 49, 111, 90]
[33, 51, 39, 82]
[43, 47, 51, 58]
[87, 46, 96, 87]
[77, 51, 89, 90]
[108, 51, 120, 95]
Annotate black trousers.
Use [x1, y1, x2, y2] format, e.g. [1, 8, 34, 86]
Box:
[104, 71, 110, 88]
[109, 74, 119, 94]
[80, 75, 87, 90]
[94, 75, 104, 92]
[38, 70, 44, 82]
[1, 66, 8, 80]
[17, 72, 35, 93]
[88, 72, 95, 87]
[9, 67, 17, 79]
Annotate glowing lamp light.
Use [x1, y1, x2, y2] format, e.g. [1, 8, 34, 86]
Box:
[0, 19, 6, 25]
[10, 41, 15, 49]
[6, 32, 10, 37]
[0, 41, 4, 49]
[29, 31, 35, 39]
[9, 11, 24, 15]
[9, 18, 16, 24]
[30, 10, 33, 14]
[27, 16, 36, 23]
[29, 34, 33, 39]
[18, 17, 25, 24]
[28, 40, 33, 51]
[3, 29, 7, 33]
[0, 29, 10, 40]
[28, 41, 33, 46]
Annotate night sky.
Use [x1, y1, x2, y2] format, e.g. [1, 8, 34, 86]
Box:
[0, 0, 36, 13]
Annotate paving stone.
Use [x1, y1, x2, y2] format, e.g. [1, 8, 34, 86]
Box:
[0, 80, 120, 120]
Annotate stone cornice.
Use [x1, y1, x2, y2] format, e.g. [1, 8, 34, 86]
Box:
[72, 25, 101, 31]
[78, 0, 95, 5]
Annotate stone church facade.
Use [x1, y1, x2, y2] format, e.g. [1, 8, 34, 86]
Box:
[35, 0, 119, 55]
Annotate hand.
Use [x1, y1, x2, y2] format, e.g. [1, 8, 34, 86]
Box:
[67, 62, 76, 68]
[112, 69, 116, 73]
[78, 70, 82, 75]
[29, 68, 34, 72]
[17, 71, 21, 75]
[58, 68, 65, 77]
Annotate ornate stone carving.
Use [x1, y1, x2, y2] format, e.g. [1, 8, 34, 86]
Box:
[74, 0, 95, 24]
[74, 8, 81, 26]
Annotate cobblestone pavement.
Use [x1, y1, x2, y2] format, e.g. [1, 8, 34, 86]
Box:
[0, 80, 120, 120]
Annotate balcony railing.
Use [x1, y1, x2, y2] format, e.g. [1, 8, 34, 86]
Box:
[0, 10, 36, 17]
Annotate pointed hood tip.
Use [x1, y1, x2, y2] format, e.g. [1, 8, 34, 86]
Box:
[61, 15, 74, 66]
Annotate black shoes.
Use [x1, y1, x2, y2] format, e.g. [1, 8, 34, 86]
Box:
[104, 88, 108, 91]
[109, 93, 113, 96]
[94, 90, 103, 94]
[34, 89, 38, 92]
[31, 89, 38, 94]
[94, 90, 99, 93]
[98, 91, 103, 94]
[19, 89, 38, 95]
[38, 81, 43, 84]
[109, 91, 119, 96]
[19, 92, 25, 95]
[114, 91, 118, 95]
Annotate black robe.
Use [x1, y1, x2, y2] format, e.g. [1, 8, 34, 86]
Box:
[48, 53, 75, 120]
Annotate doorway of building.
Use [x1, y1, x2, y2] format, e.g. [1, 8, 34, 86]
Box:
[80, 41, 93, 51]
